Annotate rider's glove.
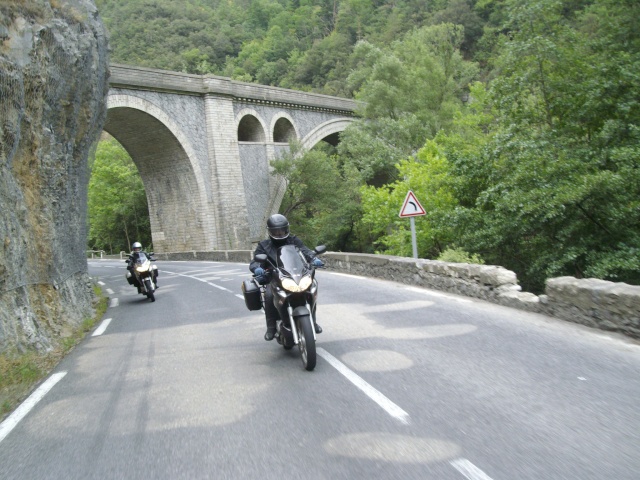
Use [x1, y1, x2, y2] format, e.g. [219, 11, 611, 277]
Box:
[312, 258, 324, 267]
[254, 267, 265, 277]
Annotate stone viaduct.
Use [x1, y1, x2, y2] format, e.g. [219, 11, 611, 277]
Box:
[105, 64, 358, 252]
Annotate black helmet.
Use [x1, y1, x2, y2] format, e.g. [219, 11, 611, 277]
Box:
[267, 214, 290, 241]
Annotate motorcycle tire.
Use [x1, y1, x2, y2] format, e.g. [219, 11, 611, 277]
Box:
[295, 314, 316, 371]
[144, 279, 155, 302]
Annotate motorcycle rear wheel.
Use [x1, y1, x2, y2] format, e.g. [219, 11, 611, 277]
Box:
[296, 314, 316, 371]
[144, 279, 155, 302]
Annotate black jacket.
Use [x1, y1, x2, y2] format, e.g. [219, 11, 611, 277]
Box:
[249, 235, 315, 273]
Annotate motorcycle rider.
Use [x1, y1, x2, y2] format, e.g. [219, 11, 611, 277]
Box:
[250, 214, 324, 341]
[126, 242, 159, 289]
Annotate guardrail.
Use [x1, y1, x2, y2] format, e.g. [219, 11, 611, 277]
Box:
[86, 250, 105, 259]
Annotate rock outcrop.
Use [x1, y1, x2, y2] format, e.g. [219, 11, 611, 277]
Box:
[0, 0, 109, 352]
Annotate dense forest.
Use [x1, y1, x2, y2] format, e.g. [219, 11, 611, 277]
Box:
[88, 0, 640, 293]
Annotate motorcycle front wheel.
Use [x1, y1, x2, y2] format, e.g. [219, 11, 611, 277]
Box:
[144, 279, 155, 302]
[295, 314, 316, 371]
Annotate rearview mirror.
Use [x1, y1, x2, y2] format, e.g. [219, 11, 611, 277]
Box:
[314, 245, 326, 255]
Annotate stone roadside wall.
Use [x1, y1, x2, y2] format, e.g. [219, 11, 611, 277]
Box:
[156, 250, 640, 340]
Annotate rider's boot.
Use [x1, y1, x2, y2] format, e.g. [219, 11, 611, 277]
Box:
[264, 318, 277, 341]
[313, 309, 322, 334]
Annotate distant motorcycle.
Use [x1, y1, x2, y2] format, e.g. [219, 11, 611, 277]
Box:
[243, 245, 326, 371]
[125, 252, 158, 302]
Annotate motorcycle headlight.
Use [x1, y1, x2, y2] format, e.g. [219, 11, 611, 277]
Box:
[281, 275, 312, 293]
[298, 274, 312, 291]
[281, 277, 301, 292]
[136, 260, 150, 272]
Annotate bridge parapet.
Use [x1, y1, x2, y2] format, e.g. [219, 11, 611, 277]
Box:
[109, 64, 359, 113]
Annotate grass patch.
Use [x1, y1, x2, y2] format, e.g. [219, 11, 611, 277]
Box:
[0, 283, 108, 421]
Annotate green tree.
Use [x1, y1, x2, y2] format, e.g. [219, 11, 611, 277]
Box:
[444, 0, 640, 291]
[359, 140, 460, 257]
[87, 135, 151, 254]
[270, 141, 364, 251]
[339, 24, 478, 186]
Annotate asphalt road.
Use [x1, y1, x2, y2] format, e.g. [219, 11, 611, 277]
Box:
[1, 259, 639, 480]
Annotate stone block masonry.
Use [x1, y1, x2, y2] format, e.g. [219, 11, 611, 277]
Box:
[156, 251, 640, 340]
[106, 64, 357, 253]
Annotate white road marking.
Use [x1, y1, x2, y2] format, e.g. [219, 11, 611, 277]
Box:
[325, 271, 370, 280]
[405, 286, 473, 303]
[109, 298, 119, 308]
[92, 318, 112, 336]
[97, 281, 105, 286]
[163, 270, 238, 293]
[106, 288, 114, 295]
[178, 269, 210, 275]
[210, 284, 233, 292]
[91, 262, 494, 480]
[451, 458, 494, 480]
[0, 372, 67, 443]
[193, 269, 243, 276]
[317, 348, 410, 425]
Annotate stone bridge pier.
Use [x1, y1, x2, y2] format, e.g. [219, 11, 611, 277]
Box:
[104, 64, 357, 252]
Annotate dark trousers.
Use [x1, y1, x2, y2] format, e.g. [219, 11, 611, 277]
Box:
[263, 285, 280, 330]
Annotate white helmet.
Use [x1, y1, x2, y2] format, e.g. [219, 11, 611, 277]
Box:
[132, 242, 142, 252]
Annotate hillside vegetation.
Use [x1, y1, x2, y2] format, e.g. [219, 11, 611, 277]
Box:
[91, 0, 640, 293]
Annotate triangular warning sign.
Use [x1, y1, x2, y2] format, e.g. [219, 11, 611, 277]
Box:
[399, 190, 426, 217]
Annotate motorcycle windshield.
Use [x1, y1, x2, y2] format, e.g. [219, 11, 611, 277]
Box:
[134, 253, 149, 265]
[277, 245, 307, 282]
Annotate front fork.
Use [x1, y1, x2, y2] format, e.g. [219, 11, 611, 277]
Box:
[287, 302, 316, 345]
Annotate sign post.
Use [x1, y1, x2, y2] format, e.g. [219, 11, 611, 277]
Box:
[399, 190, 426, 259]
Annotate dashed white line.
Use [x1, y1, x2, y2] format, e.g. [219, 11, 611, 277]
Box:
[97, 281, 105, 286]
[109, 298, 119, 308]
[106, 288, 114, 295]
[0, 372, 67, 443]
[317, 347, 410, 425]
[92, 318, 112, 336]
[451, 458, 494, 480]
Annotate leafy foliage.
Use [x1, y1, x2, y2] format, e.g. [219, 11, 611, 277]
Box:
[270, 141, 365, 252]
[87, 135, 151, 254]
[94, 0, 640, 292]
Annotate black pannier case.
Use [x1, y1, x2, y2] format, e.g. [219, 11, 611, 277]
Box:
[242, 279, 262, 311]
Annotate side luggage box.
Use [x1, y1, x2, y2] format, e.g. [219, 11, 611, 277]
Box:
[242, 279, 262, 311]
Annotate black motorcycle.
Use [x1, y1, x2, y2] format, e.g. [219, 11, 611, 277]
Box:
[125, 252, 158, 302]
[243, 245, 326, 371]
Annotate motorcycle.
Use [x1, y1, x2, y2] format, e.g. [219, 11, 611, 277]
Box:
[242, 245, 326, 371]
[125, 252, 158, 302]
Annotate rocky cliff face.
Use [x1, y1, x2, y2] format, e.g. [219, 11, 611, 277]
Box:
[0, 1, 109, 352]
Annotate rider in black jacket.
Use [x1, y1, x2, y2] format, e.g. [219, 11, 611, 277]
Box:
[126, 242, 159, 289]
[250, 214, 323, 340]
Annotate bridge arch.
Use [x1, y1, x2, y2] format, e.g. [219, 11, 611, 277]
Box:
[301, 118, 354, 150]
[104, 94, 213, 252]
[107, 65, 358, 250]
[271, 113, 298, 143]
[236, 109, 267, 142]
